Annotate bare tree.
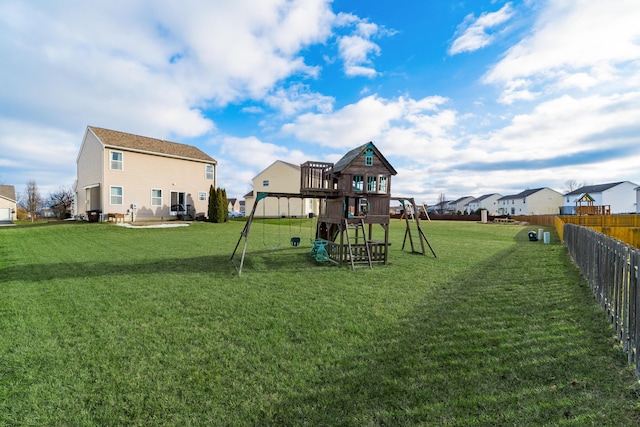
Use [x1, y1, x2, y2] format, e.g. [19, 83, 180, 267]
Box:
[438, 193, 446, 214]
[22, 180, 43, 222]
[48, 186, 74, 219]
[564, 180, 579, 192]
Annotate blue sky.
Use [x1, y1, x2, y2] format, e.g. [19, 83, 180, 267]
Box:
[1, 0, 639, 205]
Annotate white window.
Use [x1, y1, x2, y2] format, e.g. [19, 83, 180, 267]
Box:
[205, 164, 214, 180]
[110, 151, 123, 170]
[367, 176, 377, 192]
[110, 186, 123, 205]
[378, 176, 388, 193]
[198, 191, 207, 201]
[151, 189, 162, 206]
[263, 180, 269, 187]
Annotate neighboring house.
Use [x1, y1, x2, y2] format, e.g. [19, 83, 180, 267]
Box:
[497, 187, 563, 215]
[450, 196, 475, 214]
[228, 198, 241, 212]
[466, 193, 502, 215]
[561, 181, 638, 215]
[244, 160, 319, 218]
[0, 184, 17, 221]
[75, 126, 217, 222]
[636, 187, 640, 214]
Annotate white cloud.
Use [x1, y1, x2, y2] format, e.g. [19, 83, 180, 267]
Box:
[334, 13, 394, 77]
[0, 0, 337, 140]
[264, 84, 334, 116]
[484, 0, 640, 101]
[459, 91, 640, 173]
[449, 3, 514, 55]
[280, 94, 458, 164]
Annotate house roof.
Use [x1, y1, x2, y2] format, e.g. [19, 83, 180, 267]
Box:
[564, 181, 625, 196]
[454, 196, 474, 204]
[89, 126, 216, 164]
[0, 185, 16, 202]
[499, 187, 546, 201]
[333, 142, 397, 175]
[473, 193, 500, 202]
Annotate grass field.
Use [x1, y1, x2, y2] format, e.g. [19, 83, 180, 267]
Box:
[1, 219, 639, 426]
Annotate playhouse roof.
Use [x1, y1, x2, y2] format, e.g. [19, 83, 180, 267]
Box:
[333, 142, 397, 175]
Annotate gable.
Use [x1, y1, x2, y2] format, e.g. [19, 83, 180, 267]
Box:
[0, 185, 16, 202]
[333, 142, 397, 175]
[254, 160, 300, 181]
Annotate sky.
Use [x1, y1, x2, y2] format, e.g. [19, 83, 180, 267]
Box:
[1, 0, 639, 205]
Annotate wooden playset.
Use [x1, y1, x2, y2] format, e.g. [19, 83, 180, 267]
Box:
[231, 142, 435, 274]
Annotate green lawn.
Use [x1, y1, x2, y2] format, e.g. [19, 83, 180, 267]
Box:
[1, 219, 639, 426]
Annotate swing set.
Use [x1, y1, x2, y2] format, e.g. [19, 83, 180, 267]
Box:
[231, 141, 437, 275]
[231, 192, 317, 274]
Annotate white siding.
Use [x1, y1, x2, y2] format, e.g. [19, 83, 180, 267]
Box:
[76, 129, 104, 214]
[601, 182, 638, 214]
[102, 149, 215, 220]
[245, 161, 318, 218]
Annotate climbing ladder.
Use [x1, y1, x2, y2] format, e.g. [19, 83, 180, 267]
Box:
[344, 218, 372, 270]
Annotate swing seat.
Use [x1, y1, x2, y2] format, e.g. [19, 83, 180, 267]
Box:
[290, 237, 301, 247]
[310, 239, 330, 262]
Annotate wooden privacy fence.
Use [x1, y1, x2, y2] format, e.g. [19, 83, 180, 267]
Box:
[563, 223, 640, 376]
[513, 215, 640, 249]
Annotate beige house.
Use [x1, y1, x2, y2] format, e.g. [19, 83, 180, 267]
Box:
[497, 187, 563, 215]
[0, 185, 17, 221]
[75, 126, 217, 222]
[244, 160, 318, 218]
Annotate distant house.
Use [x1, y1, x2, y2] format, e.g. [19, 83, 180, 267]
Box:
[75, 126, 217, 222]
[497, 187, 563, 215]
[466, 193, 502, 215]
[227, 198, 241, 212]
[561, 181, 638, 215]
[636, 187, 640, 214]
[244, 160, 319, 218]
[0, 184, 17, 221]
[450, 196, 475, 214]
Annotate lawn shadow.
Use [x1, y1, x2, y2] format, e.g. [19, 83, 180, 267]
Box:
[0, 254, 238, 283]
[0, 245, 325, 283]
[263, 228, 636, 425]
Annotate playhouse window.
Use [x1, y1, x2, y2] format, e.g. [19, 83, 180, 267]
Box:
[378, 176, 388, 193]
[364, 149, 374, 166]
[367, 176, 377, 192]
[352, 175, 364, 192]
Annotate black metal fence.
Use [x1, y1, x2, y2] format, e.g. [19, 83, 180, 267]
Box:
[564, 223, 640, 376]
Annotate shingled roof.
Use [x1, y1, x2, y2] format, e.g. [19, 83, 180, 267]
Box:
[333, 142, 397, 175]
[88, 126, 216, 163]
[499, 188, 546, 200]
[564, 182, 624, 196]
[0, 185, 16, 202]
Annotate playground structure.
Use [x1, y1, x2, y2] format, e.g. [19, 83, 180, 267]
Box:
[231, 142, 435, 274]
[575, 193, 611, 216]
